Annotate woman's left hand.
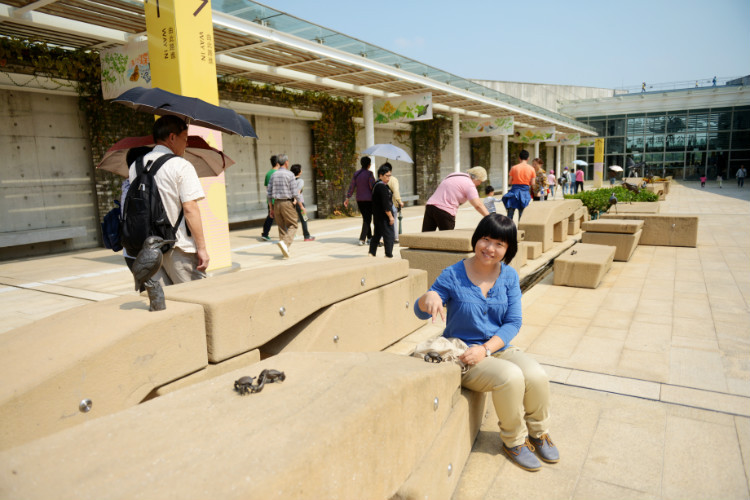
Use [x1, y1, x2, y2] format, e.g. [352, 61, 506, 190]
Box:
[459, 345, 486, 366]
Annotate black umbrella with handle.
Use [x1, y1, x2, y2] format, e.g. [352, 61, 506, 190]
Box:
[113, 87, 258, 138]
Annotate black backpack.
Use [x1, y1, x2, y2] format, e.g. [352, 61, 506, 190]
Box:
[120, 153, 182, 256]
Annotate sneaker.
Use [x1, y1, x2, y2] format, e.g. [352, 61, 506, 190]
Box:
[358, 240, 366, 246]
[261, 235, 271, 241]
[529, 434, 559, 463]
[502, 439, 541, 472]
[277, 241, 290, 259]
[304, 236, 316, 242]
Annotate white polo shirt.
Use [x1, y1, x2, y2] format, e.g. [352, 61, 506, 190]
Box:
[128, 145, 205, 253]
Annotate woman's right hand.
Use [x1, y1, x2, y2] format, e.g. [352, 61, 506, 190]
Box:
[419, 291, 445, 323]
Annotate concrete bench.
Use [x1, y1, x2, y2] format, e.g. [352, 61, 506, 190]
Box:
[606, 201, 660, 214]
[0, 226, 87, 248]
[0, 352, 468, 500]
[554, 243, 615, 289]
[581, 219, 644, 262]
[262, 269, 428, 356]
[600, 213, 698, 247]
[518, 199, 584, 252]
[645, 182, 666, 200]
[0, 296, 207, 450]
[163, 257, 410, 362]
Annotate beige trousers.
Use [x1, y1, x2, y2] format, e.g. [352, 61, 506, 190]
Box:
[274, 199, 298, 248]
[461, 346, 550, 448]
[153, 247, 206, 287]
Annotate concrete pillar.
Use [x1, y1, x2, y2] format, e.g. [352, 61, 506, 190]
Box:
[144, 0, 231, 272]
[490, 136, 503, 192]
[502, 134, 509, 193]
[534, 141, 540, 159]
[453, 113, 460, 172]
[363, 95, 375, 149]
[556, 145, 562, 179]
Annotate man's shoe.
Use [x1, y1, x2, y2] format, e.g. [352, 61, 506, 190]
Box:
[502, 439, 541, 472]
[358, 240, 366, 246]
[529, 434, 559, 463]
[261, 235, 271, 241]
[304, 236, 316, 242]
[277, 241, 290, 259]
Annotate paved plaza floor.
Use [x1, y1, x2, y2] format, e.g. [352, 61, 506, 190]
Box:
[1, 180, 748, 499]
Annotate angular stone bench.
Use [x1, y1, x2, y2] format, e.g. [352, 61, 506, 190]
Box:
[581, 219, 644, 262]
[519, 240, 542, 260]
[600, 213, 698, 247]
[553, 243, 615, 289]
[518, 199, 584, 252]
[606, 201, 660, 214]
[0, 352, 464, 500]
[0, 296, 207, 450]
[0, 225, 87, 248]
[262, 269, 428, 355]
[163, 257, 409, 362]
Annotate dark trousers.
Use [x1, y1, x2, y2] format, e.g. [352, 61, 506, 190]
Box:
[369, 214, 394, 257]
[294, 203, 311, 238]
[421, 204, 456, 232]
[506, 207, 525, 222]
[357, 200, 373, 242]
[575, 181, 584, 193]
[261, 203, 274, 237]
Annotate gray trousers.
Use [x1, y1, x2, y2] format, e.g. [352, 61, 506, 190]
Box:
[460, 346, 551, 448]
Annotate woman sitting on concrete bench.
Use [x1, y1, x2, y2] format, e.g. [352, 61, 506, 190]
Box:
[413, 214, 559, 472]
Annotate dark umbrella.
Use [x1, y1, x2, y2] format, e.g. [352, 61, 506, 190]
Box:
[112, 87, 258, 138]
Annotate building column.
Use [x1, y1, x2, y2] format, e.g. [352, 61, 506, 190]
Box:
[502, 134, 509, 194]
[556, 144, 562, 180]
[144, 0, 231, 272]
[534, 141, 540, 159]
[453, 113, 460, 172]
[363, 95, 375, 150]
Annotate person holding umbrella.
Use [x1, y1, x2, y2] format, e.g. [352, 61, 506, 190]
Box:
[128, 115, 209, 285]
[421, 166, 490, 231]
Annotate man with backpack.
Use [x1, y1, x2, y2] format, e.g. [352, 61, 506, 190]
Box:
[125, 115, 209, 286]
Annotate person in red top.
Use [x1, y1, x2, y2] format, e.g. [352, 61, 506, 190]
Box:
[575, 167, 585, 193]
[502, 150, 536, 222]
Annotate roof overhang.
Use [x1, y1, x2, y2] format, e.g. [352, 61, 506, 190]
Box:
[0, 0, 596, 135]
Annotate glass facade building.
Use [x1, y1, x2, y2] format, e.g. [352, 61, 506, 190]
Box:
[573, 105, 750, 180]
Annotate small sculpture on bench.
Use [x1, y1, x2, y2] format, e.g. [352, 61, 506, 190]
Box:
[132, 236, 175, 312]
[234, 369, 286, 395]
[424, 351, 443, 363]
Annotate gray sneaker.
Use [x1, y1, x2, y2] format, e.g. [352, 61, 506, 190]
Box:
[529, 433, 559, 463]
[502, 439, 541, 472]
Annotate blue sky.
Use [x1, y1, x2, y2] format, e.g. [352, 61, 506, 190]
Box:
[267, 0, 749, 90]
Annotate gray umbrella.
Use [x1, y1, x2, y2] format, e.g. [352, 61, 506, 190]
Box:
[113, 87, 257, 138]
[362, 144, 413, 163]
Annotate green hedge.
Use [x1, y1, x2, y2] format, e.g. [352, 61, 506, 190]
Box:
[564, 186, 658, 216]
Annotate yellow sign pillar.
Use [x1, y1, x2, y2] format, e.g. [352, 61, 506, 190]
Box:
[144, 0, 232, 272]
[593, 138, 605, 188]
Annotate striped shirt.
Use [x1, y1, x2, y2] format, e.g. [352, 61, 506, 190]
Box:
[267, 168, 300, 202]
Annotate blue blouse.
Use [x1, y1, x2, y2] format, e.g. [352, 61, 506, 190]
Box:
[414, 260, 522, 351]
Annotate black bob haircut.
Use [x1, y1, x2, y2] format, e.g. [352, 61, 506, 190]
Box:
[471, 213, 518, 265]
[377, 162, 392, 177]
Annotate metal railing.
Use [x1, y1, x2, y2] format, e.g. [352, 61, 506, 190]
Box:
[614, 76, 744, 95]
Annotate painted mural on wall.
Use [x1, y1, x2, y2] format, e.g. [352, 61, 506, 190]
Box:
[513, 127, 555, 143]
[579, 137, 597, 147]
[553, 133, 581, 145]
[373, 92, 432, 124]
[460, 116, 514, 137]
[100, 41, 151, 100]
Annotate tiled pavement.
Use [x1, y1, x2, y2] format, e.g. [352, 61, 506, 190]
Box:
[0, 180, 748, 499]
